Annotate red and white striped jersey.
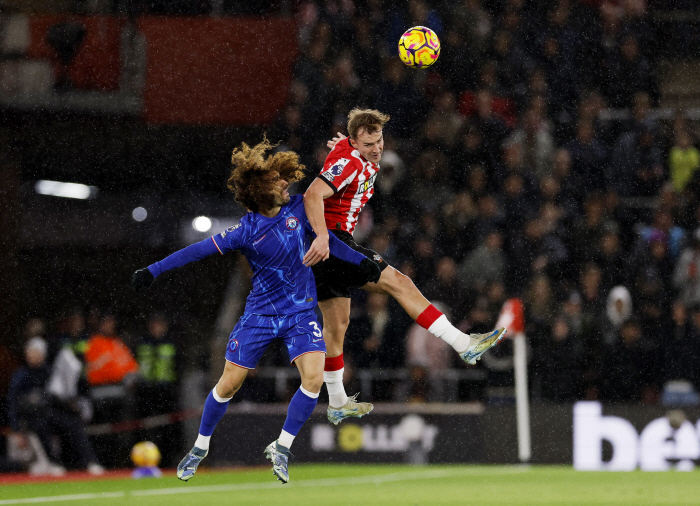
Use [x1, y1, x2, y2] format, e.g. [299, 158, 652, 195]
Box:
[317, 138, 379, 235]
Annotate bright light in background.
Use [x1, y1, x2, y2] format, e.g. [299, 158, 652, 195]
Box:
[192, 216, 212, 232]
[132, 207, 148, 222]
[35, 180, 97, 199]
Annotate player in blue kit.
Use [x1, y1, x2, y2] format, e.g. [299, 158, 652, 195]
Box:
[131, 139, 380, 483]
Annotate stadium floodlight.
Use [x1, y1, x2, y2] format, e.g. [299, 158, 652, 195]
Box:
[192, 216, 212, 232]
[132, 207, 148, 222]
[35, 179, 97, 199]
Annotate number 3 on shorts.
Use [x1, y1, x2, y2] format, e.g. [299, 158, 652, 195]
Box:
[309, 321, 322, 338]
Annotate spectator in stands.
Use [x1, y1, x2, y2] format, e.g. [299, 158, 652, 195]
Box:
[85, 312, 139, 467]
[508, 104, 555, 180]
[580, 262, 605, 315]
[524, 273, 557, 331]
[607, 122, 665, 197]
[458, 229, 507, 294]
[595, 223, 626, 294]
[565, 119, 608, 193]
[598, 317, 657, 402]
[669, 129, 700, 193]
[51, 307, 88, 362]
[346, 293, 391, 369]
[423, 257, 470, 322]
[440, 192, 478, 262]
[7, 338, 103, 474]
[604, 35, 657, 109]
[600, 285, 633, 346]
[404, 302, 454, 402]
[533, 316, 585, 402]
[661, 301, 700, 391]
[422, 91, 464, 150]
[373, 59, 427, 139]
[673, 227, 700, 306]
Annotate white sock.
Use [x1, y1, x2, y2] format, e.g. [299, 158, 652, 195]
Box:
[324, 369, 348, 408]
[428, 315, 471, 352]
[195, 434, 211, 450]
[212, 387, 233, 403]
[300, 385, 320, 399]
[278, 430, 295, 450]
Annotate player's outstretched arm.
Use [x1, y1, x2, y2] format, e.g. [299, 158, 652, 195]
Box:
[131, 237, 220, 291]
[327, 132, 346, 150]
[303, 179, 335, 266]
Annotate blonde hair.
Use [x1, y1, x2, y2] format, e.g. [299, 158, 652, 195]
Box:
[226, 138, 305, 212]
[347, 108, 390, 139]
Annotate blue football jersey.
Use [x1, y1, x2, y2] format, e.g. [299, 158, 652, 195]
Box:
[212, 195, 318, 315]
[147, 194, 367, 317]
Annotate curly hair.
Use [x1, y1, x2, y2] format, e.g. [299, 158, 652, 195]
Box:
[226, 138, 306, 213]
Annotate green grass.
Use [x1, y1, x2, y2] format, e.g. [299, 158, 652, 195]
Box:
[1, 465, 700, 506]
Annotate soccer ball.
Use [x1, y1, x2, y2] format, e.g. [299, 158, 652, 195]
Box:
[131, 441, 161, 468]
[398, 26, 440, 69]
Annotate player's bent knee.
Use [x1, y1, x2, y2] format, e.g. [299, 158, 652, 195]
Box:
[324, 320, 349, 340]
[303, 376, 324, 393]
[383, 268, 416, 296]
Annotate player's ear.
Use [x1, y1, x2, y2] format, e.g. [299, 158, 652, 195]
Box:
[348, 137, 357, 148]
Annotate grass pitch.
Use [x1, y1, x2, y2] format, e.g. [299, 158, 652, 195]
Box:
[1, 465, 699, 506]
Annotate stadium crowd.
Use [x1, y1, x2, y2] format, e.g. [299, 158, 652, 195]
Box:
[273, 0, 700, 405]
[5, 1, 700, 473]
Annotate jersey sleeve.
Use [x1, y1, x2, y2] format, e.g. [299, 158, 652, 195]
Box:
[318, 153, 359, 193]
[147, 238, 220, 278]
[327, 231, 367, 265]
[211, 222, 244, 254]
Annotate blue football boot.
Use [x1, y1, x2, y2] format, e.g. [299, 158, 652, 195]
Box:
[264, 441, 290, 483]
[176, 446, 208, 481]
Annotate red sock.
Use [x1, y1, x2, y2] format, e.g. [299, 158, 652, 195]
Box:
[324, 353, 344, 372]
[415, 304, 443, 329]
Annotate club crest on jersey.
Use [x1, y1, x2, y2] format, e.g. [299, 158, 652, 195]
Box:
[286, 216, 299, 230]
[321, 158, 350, 182]
[221, 223, 241, 238]
[228, 338, 239, 353]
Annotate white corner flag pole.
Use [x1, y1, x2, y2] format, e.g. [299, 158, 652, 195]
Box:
[496, 298, 531, 463]
[513, 331, 531, 463]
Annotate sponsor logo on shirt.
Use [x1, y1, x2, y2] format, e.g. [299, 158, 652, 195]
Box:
[321, 158, 350, 182]
[286, 217, 299, 230]
[358, 173, 377, 193]
[221, 223, 241, 238]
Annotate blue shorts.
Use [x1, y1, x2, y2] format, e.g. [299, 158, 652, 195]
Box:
[225, 309, 326, 369]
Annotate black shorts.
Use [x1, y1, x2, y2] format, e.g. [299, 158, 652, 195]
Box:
[312, 230, 389, 301]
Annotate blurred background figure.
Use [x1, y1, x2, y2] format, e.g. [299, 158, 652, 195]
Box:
[135, 312, 181, 466]
[6, 338, 103, 475]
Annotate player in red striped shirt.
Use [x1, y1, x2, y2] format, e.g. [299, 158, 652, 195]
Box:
[303, 108, 506, 424]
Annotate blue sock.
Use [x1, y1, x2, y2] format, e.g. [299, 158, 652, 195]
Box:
[198, 389, 230, 437]
[282, 387, 319, 437]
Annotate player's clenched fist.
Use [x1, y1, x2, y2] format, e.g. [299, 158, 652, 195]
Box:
[132, 268, 154, 291]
